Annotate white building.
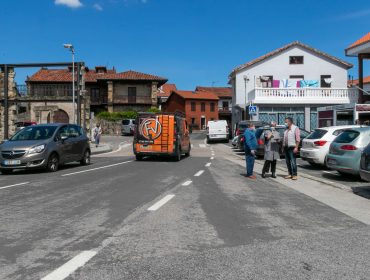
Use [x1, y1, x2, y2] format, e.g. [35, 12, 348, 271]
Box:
[229, 41, 357, 131]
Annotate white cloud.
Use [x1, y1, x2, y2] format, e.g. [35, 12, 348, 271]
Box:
[93, 3, 103, 11]
[55, 0, 83, 8]
[329, 9, 370, 21]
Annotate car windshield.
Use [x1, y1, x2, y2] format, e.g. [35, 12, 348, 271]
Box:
[307, 129, 328, 140]
[334, 130, 360, 143]
[10, 126, 57, 141]
[122, 120, 131, 125]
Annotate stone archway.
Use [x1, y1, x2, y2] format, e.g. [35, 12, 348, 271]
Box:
[52, 109, 69, 123]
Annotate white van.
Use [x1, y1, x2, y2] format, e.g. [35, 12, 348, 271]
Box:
[206, 120, 229, 143]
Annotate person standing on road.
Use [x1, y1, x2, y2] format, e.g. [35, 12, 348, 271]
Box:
[262, 121, 281, 178]
[243, 123, 257, 179]
[283, 117, 300, 180]
[94, 123, 102, 148]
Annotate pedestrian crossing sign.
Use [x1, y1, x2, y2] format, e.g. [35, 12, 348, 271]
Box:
[249, 105, 257, 115]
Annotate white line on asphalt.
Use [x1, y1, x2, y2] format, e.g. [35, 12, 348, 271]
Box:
[194, 170, 204, 177]
[147, 194, 175, 211]
[41, 250, 97, 280]
[0, 182, 30, 191]
[210, 157, 214, 160]
[97, 142, 130, 156]
[182, 180, 192, 186]
[199, 144, 206, 148]
[62, 160, 134, 177]
[205, 163, 211, 167]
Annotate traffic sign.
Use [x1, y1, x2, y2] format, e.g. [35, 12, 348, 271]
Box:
[249, 105, 257, 115]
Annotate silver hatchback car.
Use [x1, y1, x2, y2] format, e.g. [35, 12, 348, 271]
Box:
[326, 127, 370, 176]
[0, 123, 91, 174]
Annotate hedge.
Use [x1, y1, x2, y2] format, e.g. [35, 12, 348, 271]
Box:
[96, 108, 161, 121]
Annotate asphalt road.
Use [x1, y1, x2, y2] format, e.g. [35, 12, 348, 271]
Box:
[1, 132, 370, 280]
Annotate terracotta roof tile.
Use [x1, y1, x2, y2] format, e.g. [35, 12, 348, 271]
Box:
[230, 41, 353, 77]
[174, 90, 219, 100]
[158, 83, 177, 97]
[349, 76, 370, 86]
[347, 32, 370, 50]
[196, 86, 232, 98]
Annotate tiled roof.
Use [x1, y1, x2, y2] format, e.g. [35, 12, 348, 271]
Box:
[347, 32, 370, 50]
[196, 86, 232, 98]
[158, 83, 177, 97]
[27, 68, 167, 84]
[174, 90, 219, 100]
[349, 76, 370, 85]
[230, 41, 353, 76]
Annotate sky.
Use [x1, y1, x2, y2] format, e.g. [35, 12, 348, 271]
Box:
[0, 0, 369, 89]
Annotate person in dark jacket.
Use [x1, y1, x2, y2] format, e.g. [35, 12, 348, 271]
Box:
[243, 123, 257, 179]
[262, 121, 281, 178]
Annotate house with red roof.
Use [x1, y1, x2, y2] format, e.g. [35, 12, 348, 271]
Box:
[157, 83, 177, 108]
[26, 66, 167, 124]
[163, 89, 219, 130]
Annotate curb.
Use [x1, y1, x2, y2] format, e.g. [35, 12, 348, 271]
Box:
[232, 150, 353, 193]
[90, 144, 113, 155]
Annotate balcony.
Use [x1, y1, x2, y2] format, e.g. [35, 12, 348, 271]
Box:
[113, 96, 153, 105]
[218, 107, 231, 114]
[254, 88, 358, 105]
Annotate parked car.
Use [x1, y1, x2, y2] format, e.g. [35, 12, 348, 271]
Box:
[0, 123, 91, 174]
[300, 125, 362, 166]
[122, 119, 136, 135]
[14, 121, 37, 132]
[235, 120, 268, 150]
[360, 142, 370, 182]
[133, 112, 191, 161]
[326, 127, 370, 176]
[206, 120, 229, 143]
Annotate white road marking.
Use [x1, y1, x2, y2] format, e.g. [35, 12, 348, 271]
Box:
[41, 250, 97, 280]
[194, 170, 204, 177]
[96, 142, 130, 156]
[182, 180, 192, 186]
[62, 160, 133, 177]
[0, 182, 30, 191]
[210, 157, 214, 160]
[205, 163, 211, 167]
[199, 144, 206, 148]
[147, 194, 175, 211]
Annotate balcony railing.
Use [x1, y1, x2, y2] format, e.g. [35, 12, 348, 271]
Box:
[218, 107, 231, 114]
[113, 96, 153, 104]
[254, 88, 358, 105]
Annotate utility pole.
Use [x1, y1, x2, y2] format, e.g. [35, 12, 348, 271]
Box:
[243, 75, 249, 120]
[64, 44, 76, 123]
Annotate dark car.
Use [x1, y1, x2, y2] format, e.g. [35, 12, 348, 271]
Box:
[0, 123, 90, 174]
[238, 125, 310, 155]
[360, 142, 370, 182]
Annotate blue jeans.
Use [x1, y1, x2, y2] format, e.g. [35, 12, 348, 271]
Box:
[245, 152, 255, 177]
[285, 147, 297, 176]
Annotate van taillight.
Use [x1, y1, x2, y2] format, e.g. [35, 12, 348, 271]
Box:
[314, 140, 327, 146]
[340, 145, 357, 151]
[257, 139, 264, 145]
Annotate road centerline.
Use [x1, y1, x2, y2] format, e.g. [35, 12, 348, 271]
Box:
[61, 160, 134, 177]
[147, 194, 175, 211]
[194, 170, 204, 177]
[182, 180, 192, 186]
[205, 163, 212, 167]
[0, 182, 30, 191]
[41, 250, 97, 280]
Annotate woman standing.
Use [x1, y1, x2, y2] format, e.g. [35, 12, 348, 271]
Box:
[262, 122, 281, 178]
[93, 123, 102, 148]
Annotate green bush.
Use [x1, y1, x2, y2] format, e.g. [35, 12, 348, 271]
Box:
[96, 108, 161, 121]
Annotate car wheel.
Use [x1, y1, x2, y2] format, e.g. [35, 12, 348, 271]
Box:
[1, 169, 13, 175]
[80, 150, 91, 166]
[47, 153, 59, 172]
[185, 144, 191, 157]
[309, 162, 319, 167]
[136, 155, 143, 161]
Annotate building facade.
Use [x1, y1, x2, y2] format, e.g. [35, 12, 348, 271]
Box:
[163, 90, 219, 130]
[229, 41, 356, 132]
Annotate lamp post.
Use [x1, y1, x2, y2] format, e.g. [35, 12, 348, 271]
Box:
[243, 75, 249, 120]
[63, 43, 75, 124]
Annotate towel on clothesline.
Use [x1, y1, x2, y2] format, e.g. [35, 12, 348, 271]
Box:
[300, 80, 319, 88]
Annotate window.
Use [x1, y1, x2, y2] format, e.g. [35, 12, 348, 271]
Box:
[334, 130, 359, 143]
[128, 87, 137, 103]
[289, 56, 304, 64]
[191, 102, 196, 111]
[191, 118, 195, 124]
[90, 88, 100, 101]
[201, 102, 206, 112]
[210, 102, 215, 112]
[68, 125, 82, 138]
[307, 129, 328, 140]
[320, 75, 332, 88]
[289, 75, 304, 79]
[260, 76, 273, 88]
[222, 101, 229, 109]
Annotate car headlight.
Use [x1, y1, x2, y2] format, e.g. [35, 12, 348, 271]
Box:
[29, 144, 46, 154]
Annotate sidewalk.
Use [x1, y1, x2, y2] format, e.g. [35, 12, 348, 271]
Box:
[90, 143, 112, 155]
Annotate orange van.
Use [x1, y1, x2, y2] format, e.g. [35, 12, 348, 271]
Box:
[133, 112, 191, 161]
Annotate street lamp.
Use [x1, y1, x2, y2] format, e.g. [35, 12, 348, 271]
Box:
[63, 43, 75, 124]
[243, 75, 249, 120]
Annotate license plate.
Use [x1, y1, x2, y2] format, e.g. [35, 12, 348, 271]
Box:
[3, 160, 21, 165]
[328, 159, 337, 165]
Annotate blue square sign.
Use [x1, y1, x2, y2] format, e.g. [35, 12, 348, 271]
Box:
[249, 105, 257, 115]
